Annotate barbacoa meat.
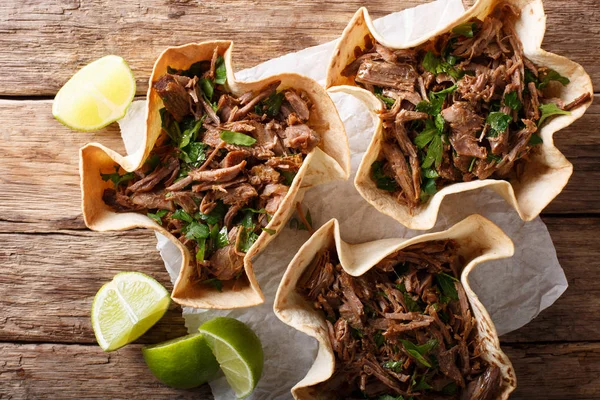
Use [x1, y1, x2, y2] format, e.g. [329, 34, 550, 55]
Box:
[346, 3, 590, 210]
[101, 53, 322, 287]
[299, 240, 503, 399]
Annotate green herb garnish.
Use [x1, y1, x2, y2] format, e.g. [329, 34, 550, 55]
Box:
[147, 209, 168, 225]
[452, 22, 476, 38]
[538, 69, 570, 89]
[220, 130, 257, 146]
[538, 103, 570, 126]
[202, 278, 223, 292]
[214, 56, 227, 85]
[101, 166, 135, 188]
[486, 111, 512, 137]
[371, 161, 398, 192]
[171, 209, 194, 223]
[504, 91, 522, 111]
[400, 339, 438, 368]
[435, 273, 459, 301]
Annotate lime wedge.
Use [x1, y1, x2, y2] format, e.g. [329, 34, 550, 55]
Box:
[142, 333, 219, 389]
[52, 55, 136, 131]
[91, 272, 170, 352]
[198, 317, 264, 399]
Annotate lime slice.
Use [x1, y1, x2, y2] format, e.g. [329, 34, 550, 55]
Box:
[198, 317, 264, 399]
[91, 272, 170, 352]
[53, 55, 136, 131]
[142, 333, 219, 389]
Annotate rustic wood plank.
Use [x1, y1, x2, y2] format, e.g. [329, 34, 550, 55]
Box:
[0, 0, 598, 96]
[0, 341, 598, 399]
[0, 97, 597, 235]
[1, 217, 599, 344]
[502, 216, 600, 343]
[0, 343, 212, 399]
[0, 229, 188, 344]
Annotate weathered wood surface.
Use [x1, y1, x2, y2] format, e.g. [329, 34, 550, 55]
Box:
[0, 97, 598, 234]
[1, 0, 599, 398]
[1, 217, 598, 346]
[0, 342, 598, 400]
[0, 0, 599, 96]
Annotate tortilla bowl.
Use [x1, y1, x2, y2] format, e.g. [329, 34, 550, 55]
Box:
[80, 41, 350, 309]
[274, 215, 516, 399]
[326, 0, 593, 230]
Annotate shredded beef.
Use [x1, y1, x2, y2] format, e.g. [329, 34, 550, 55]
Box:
[299, 240, 503, 399]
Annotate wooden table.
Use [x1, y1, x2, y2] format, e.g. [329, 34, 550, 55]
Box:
[0, 0, 598, 398]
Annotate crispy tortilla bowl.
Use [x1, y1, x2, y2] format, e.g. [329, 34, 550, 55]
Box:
[326, 0, 593, 230]
[80, 41, 350, 309]
[274, 215, 516, 399]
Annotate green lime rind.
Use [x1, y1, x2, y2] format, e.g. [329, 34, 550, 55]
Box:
[198, 317, 264, 399]
[142, 333, 219, 389]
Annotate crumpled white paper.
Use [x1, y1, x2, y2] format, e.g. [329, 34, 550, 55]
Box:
[118, 0, 568, 398]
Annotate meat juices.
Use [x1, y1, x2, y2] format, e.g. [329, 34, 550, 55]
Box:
[299, 240, 502, 400]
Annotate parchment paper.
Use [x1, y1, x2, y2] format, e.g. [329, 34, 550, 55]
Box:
[119, 0, 568, 398]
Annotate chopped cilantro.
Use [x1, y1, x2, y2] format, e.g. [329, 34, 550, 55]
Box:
[196, 202, 226, 225]
[281, 170, 297, 186]
[383, 360, 404, 373]
[486, 112, 512, 137]
[371, 161, 398, 192]
[504, 91, 522, 111]
[262, 228, 276, 235]
[147, 210, 168, 225]
[214, 56, 227, 85]
[452, 22, 476, 38]
[171, 209, 194, 223]
[538, 68, 570, 89]
[421, 135, 443, 169]
[487, 154, 502, 163]
[412, 374, 433, 391]
[435, 273, 459, 301]
[100, 166, 135, 188]
[185, 221, 210, 242]
[179, 141, 207, 167]
[529, 134, 543, 145]
[217, 226, 229, 248]
[400, 339, 438, 368]
[421, 178, 437, 197]
[468, 157, 477, 172]
[220, 130, 257, 146]
[195, 238, 206, 261]
[538, 103, 570, 126]
[374, 332, 385, 347]
[422, 168, 439, 179]
[422, 51, 461, 80]
[374, 86, 397, 108]
[262, 92, 284, 117]
[199, 77, 215, 100]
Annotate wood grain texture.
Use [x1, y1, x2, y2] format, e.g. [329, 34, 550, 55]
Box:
[0, 0, 598, 96]
[0, 97, 598, 234]
[2, 217, 599, 345]
[0, 229, 188, 344]
[0, 342, 598, 400]
[0, 343, 212, 399]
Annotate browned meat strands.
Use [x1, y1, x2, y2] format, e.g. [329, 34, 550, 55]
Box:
[343, 3, 590, 210]
[101, 55, 322, 289]
[299, 240, 502, 399]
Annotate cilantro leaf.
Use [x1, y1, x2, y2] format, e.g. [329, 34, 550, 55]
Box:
[199, 78, 215, 100]
[220, 130, 257, 146]
[179, 142, 207, 167]
[195, 238, 206, 261]
[147, 209, 168, 225]
[171, 209, 194, 223]
[486, 112, 512, 137]
[185, 221, 210, 242]
[487, 154, 502, 163]
[529, 134, 543, 145]
[160, 107, 182, 143]
[281, 171, 297, 186]
[214, 56, 227, 85]
[262, 228, 276, 235]
[422, 51, 461, 80]
[196, 202, 226, 225]
[435, 273, 459, 301]
[452, 22, 476, 38]
[383, 360, 404, 373]
[421, 135, 443, 169]
[374, 332, 385, 347]
[414, 126, 438, 149]
[416, 96, 445, 116]
[538, 69, 570, 89]
[400, 339, 438, 368]
[217, 226, 229, 248]
[421, 178, 437, 196]
[504, 91, 522, 111]
[298, 208, 313, 231]
[239, 227, 259, 252]
[422, 168, 439, 179]
[145, 154, 161, 170]
[538, 103, 570, 126]
[101, 166, 135, 188]
[371, 161, 398, 192]
[432, 84, 458, 96]
[261, 92, 284, 117]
